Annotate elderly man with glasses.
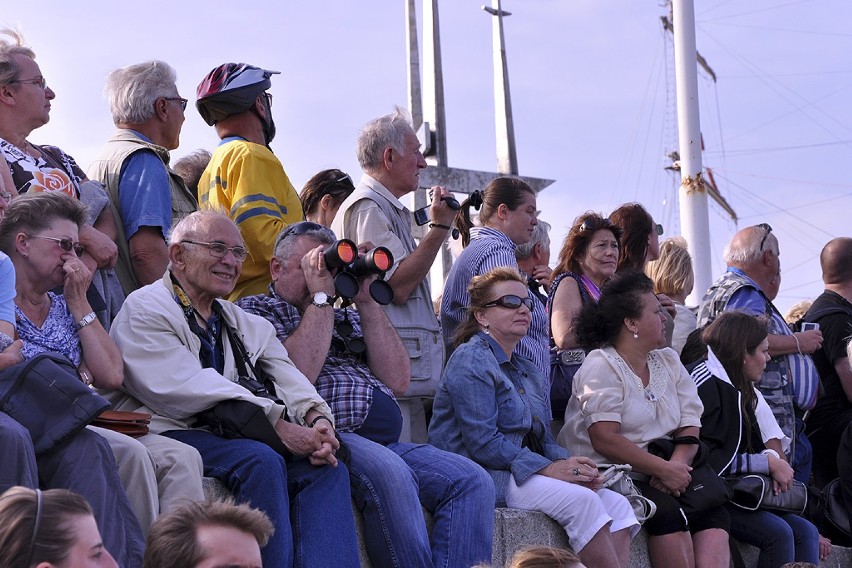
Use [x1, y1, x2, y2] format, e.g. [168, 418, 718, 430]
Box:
[89, 60, 198, 296]
[110, 210, 360, 568]
[697, 224, 823, 483]
[238, 221, 495, 568]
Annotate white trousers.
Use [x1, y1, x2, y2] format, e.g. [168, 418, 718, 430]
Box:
[506, 473, 640, 552]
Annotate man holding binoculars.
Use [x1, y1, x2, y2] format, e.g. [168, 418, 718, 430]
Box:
[238, 222, 495, 568]
[331, 107, 458, 443]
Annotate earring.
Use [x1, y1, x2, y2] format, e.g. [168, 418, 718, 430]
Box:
[633, 331, 639, 339]
[483, 323, 490, 335]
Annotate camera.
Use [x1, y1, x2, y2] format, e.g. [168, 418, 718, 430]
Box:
[413, 194, 460, 226]
[320, 240, 395, 305]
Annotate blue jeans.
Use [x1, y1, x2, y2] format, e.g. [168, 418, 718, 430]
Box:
[166, 430, 359, 568]
[341, 433, 495, 568]
[728, 506, 819, 567]
[792, 417, 813, 484]
[0, 412, 145, 568]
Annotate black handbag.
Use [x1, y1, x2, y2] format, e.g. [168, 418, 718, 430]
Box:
[195, 320, 293, 457]
[725, 474, 808, 515]
[0, 352, 110, 455]
[649, 436, 733, 517]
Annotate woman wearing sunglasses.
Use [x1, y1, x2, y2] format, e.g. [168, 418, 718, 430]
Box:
[609, 203, 677, 347]
[0, 193, 205, 551]
[430, 267, 639, 568]
[0, 486, 118, 568]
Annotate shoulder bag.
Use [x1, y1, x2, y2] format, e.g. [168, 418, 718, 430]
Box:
[0, 352, 110, 455]
[725, 473, 807, 515]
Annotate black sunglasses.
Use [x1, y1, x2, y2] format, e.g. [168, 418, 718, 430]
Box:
[483, 294, 534, 310]
[27, 234, 85, 257]
[757, 223, 773, 251]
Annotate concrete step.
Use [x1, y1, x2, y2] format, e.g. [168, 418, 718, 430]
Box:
[202, 477, 852, 567]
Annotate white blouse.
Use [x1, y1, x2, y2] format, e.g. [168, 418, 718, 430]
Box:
[557, 346, 704, 463]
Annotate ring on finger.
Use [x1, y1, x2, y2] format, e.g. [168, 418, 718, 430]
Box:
[572, 468, 580, 476]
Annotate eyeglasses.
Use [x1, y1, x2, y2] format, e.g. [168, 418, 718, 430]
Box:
[654, 223, 664, 236]
[164, 97, 188, 111]
[24, 489, 43, 568]
[483, 294, 534, 310]
[181, 240, 248, 261]
[264, 92, 273, 108]
[27, 234, 85, 257]
[757, 223, 773, 251]
[11, 76, 47, 89]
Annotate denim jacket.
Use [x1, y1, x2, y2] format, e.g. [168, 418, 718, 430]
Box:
[428, 332, 568, 506]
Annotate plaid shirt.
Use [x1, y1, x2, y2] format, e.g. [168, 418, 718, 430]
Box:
[237, 288, 398, 432]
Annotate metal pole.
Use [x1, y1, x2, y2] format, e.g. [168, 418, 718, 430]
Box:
[672, 0, 712, 304]
[405, 0, 423, 131]
[423, 0, 448, 167]
[488, 0, 518, 175]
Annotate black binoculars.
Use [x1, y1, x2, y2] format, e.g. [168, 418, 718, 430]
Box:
[322, 239, 395, 305]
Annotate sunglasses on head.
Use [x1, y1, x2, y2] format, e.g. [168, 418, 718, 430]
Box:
[578, 217, 613, 233]
[27, 234, 85, 257]
[757, 223, 773, 251]
[278, 221, 336, 241]
[483, 294, 534, 310]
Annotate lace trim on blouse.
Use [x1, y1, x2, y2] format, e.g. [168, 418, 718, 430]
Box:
[603, 347, 668, 402]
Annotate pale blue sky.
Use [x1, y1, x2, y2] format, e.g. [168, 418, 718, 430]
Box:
[5, 1, 850, 312]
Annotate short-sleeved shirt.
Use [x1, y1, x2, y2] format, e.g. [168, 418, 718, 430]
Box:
[16, 292, 81, 365]
[557, 346, 703, 463]
[117, 131, 173, 240]
[805, 290, 852, 431]
[237, 289, 399, 434]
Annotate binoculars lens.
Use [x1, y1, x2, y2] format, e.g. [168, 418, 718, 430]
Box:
[323, 239, 357, 269]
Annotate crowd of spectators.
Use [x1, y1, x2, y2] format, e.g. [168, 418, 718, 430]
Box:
[0, 24, 850, 568]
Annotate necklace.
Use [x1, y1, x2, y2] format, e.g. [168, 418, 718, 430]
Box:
[614, 348, 658, 402]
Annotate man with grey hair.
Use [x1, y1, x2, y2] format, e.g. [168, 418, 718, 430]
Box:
[697, 223, 823, 481]
[89, 60, 197, 296]
[331, 107, 458, 442]
[516, 218, 552, 306]
[111, 210, 359, 568]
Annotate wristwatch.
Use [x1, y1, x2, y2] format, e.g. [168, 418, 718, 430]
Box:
[75, 311, 97, 330]
[311, 292, 333, 308]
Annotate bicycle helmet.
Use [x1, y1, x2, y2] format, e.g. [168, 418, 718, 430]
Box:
[196, 63, 280, 143]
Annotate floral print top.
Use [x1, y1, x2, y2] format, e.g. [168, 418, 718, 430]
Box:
[0, 138, 83, 198]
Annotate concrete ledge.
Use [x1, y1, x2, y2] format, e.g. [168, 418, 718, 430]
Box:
[202, 478, 852, 567]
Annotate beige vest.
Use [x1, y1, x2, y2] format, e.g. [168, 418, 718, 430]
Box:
[88, 130, 197, 295]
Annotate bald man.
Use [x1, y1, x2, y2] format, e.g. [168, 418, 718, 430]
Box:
[803, 237, 852, 488]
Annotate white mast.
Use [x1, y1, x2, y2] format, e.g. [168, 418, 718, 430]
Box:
[672, 0, 712, 304]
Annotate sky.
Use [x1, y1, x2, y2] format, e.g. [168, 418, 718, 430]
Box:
[4, 0, 851, 313]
